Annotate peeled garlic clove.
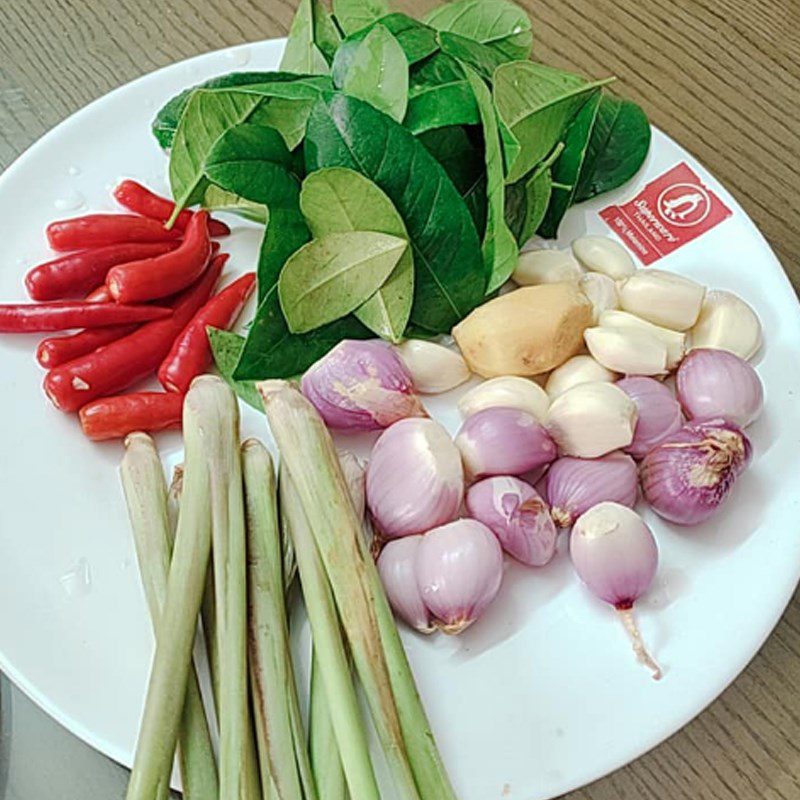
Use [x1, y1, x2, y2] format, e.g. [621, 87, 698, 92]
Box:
[378, 536, 434, 633]
[580, 272, 619, 322]
[572, 236, 636, 279]
[585, 327, 668, 376]
[546, 381, 638, 458]
[618, 269, 706, 331]
[456, 407, 557, 480]
[689, 289, 762, 361]
[545, 355, 616, 399]
[301, 340, 426, 431]
[458, 375, 550, 422]
[366, 418, 464, 539]
[416, 519, 504, 634]
[599, 309, 686, 370]
[395, 339, 471, 394]
[512, 248, 584, 286]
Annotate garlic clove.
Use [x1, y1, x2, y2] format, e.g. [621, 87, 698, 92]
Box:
[377, 536, 435, 634]
[580, 272, 619, 322]
[546, 381, 638, 458]
[512, 248, 585, 286]
[689, 289, 762, 361]
[584, 326, 668, 376]
[415, 519, 504, 635]
[572, 236, 636, 279]
[395, 339, 471, 394]
[545, 354, 617, 399]
[617, 269, 706, 331]
[458, 375, 550, 422]
[599, 309, 686, 370]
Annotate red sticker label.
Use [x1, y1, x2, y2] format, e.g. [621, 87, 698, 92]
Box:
[600, 162, 732, 265]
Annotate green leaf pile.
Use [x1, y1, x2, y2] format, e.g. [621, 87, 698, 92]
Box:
[151, 0, 652, 382]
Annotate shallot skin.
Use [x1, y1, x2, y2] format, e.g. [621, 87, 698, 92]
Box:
[415, 519, 504, 634]
[616, 376, 684, 459]
[640, 418, 752, 526]
[377, 536, 434, 634]
[676, 348, 764, 428]
[465, 476, 557, 566]
[455, 406, 557, 480]
[570, 502, 658, 609]
[546, 452, 639, 529]
[366, 418, 464, 539]
[301, 340, 425, 431]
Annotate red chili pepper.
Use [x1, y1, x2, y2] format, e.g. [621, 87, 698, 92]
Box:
[46, 214, 183, 252]
[158, 272, 256, 393]
[106, 211, 212, 303]
[79, 392, 184, 441]
[85, 285, 112, 303]
[44, 254, 226, 412]
[0, 301, 172, 333]
[36, 325, 139, 368]
[113, 180, 230, 238]
[25, 241, 180, 301]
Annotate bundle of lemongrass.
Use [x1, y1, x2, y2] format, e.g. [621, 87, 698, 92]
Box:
[120, 374, 456, 800]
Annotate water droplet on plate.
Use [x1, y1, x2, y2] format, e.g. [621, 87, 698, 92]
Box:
[225, 46, 252, 67]
[60, 558, 91, 598]
[67, 165, 81, 177]
[54, 190, 86, 212]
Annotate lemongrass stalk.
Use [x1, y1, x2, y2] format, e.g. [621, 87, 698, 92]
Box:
[358, 519, 457, 800]
[261, 382, 419, 800]
[201, 572, 265, 800]
[191, 375, 249, 800]
[121, 435, 218, 800]
[126, 378, 221, 800]
[339, 454, 458, 800]
[166, 464, 183, 536]
[309, 652, 348, 800]
[280, 468, 381, 800]
[242, 439, 317, 800]
[305, 454, 364, 800]
[170, 441, 263, 800]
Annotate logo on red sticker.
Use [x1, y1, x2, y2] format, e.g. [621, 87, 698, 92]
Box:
[600, 163, 732, 265]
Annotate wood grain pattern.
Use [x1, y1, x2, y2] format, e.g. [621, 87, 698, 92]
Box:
[1, 2, 799, 798]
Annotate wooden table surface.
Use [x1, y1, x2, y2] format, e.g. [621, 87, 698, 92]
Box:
[2, 1, 799, 798]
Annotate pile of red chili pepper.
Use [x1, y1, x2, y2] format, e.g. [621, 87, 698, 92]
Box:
[1, 180, 255, 441]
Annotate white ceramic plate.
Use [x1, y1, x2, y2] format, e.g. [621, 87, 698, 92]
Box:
[1, 38, 799, 800]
